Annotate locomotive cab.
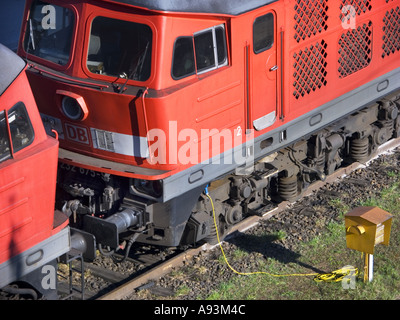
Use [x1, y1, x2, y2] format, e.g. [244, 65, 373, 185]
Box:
[18, 0, 256, 250]
[0, 43, 70, 298]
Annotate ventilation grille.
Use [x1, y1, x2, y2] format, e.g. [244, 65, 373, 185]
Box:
[382, 7, 400, 58]
[338, 22, 372, 78]
[293, 41, 328, 99]
[294, 0, 328, 43]
[339, 0, 372, 21]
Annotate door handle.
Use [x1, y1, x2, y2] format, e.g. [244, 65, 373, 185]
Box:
[270, 65, 278, 71]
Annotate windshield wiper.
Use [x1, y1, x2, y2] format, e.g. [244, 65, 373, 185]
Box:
[29, 19, 36, 51]
[131, 41, 150, 81]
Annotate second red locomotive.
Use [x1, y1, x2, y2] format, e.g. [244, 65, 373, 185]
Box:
[17, 0, 400, 257]
[0, 42, 71, 299]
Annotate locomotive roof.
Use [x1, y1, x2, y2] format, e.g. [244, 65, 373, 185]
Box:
[0, 44, 26, 96]
[107, 0, 277, 15]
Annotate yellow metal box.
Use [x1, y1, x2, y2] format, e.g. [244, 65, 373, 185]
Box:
[345, 206, 392, 254]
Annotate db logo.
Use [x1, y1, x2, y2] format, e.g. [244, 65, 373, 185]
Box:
[65, 123, 90, 145]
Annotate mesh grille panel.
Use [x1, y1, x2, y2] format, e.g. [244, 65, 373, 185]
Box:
[338, 22, 372, 78]
[293, 40, 328, 99]
[339, 0, 372, 21]
[382, 7, 400, 58]
[294, 0, 328, 43]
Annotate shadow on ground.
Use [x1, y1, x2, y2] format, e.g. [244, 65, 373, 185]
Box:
[226, 231, 326, 274]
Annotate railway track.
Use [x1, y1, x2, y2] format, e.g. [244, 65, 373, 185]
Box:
[57, 136, 397, 301]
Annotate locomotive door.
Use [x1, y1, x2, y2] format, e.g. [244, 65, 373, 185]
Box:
[249, 11, 277, 131]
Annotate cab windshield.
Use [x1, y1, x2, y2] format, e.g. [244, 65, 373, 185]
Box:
[23, 0, 75, 66]
[87, 16, 152, 82]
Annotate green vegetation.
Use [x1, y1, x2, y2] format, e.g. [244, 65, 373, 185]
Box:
[205, 177, 400, 300]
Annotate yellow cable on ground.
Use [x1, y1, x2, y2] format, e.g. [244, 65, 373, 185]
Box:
[205, 192, 358, 282]
[314, 266, 359, 283]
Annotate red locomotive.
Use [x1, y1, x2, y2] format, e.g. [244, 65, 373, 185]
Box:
[16, 0, 400, 258]
[0, 43, 96, 299]
[0, 43, 70, 299]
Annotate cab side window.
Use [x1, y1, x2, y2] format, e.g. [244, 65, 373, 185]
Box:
[172, 37, 196, 79]
[8, 102, 35, 152]
[194, 30, 216, 73]
[215, 26, 228, 66]
[0, 102, 35, 163]
[253, 13, 274, 54]
[172, 24, 228, 80]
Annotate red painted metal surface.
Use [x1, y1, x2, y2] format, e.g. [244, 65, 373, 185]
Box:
[17, 0, 400, 181]
[0, 65, 62, 264]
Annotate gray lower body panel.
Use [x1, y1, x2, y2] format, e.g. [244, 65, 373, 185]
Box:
[0, 227, 70, 289]
[162, 67, 400, 202]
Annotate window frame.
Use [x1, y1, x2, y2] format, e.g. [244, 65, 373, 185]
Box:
[171, 36, 196, 80]
[0, 102, 35, 164]
[253, 12, 275, 54]
[171, 23, 228, 80]
[22, 0, 77, 70]
[84, 14, 154, 83]
[215, 25, 228, 67]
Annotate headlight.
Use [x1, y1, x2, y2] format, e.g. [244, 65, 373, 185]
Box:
[132, 179, 163, 199]
[62, 96, 83, 120]
[57, 90, 89, 121]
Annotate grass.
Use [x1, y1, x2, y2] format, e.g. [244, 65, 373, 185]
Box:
[204, 176, 400, 300]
